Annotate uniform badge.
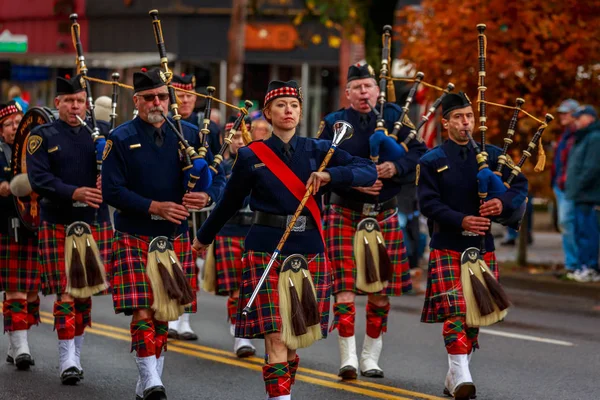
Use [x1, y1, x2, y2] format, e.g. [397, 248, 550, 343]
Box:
[159, 70, 167, 83]
[316, 121, 325, 138]
[191, 76, 196, 87]
[15, 102, 22, 112]
[80, 76, 86, 89]
[298, 86, 304, 102]
[27, 135, 43, 155]
[102, 140, 113, 160]
[416, 164, 420, 186]
[464, 93, 471, 104]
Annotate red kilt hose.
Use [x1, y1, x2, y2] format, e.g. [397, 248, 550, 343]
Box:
[323, 204, 412, 296]
[235, 251, 331, 339]
[214, 235, 245, 296]
[38, 221, 112, 295]
[0, 233, 40, 293]
[111, 231, 197, 315]
[421, 249, 498, 323]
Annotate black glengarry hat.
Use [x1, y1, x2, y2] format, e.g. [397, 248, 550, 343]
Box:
[263, 80, 303, 106]
[441, 92, 472, 118]
[347, 63, 376, 83]
[0, 100, 23, 122]
[56, 74, 86, 96]
[133, 67, 167, 93]
[171, 73, 196, 91]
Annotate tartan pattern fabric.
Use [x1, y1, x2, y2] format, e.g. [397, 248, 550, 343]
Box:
[154, 319, 168, 359]
[466, 326, 480, 353]
[323, 205, 412, 296]
[27, 297, 40, 328]
[263, 362, 291, 397]
[74, 297, 92, 336]
[288, 354, 300, 385]
[0, 233, 40, 293]
[235, 251, 331, 340]
[111, 231, 197, 315]
[264, 86, 300, 104]
[130, 318, 156, 357]
[443, 317, 469, 355]
[330, 302, 356, 337]
[3, 299, 28, 333]
[38, 221, 113, 295]
[53, 300, 76, 340]
[0, 103, 19, 119]
[227, 296, 239, 325]
[366, 301, 390, 338]
[214, 235, 245, 295]
[421, 249, 497, 323]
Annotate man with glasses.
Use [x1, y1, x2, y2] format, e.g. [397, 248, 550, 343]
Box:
[102, 67, 219, 400]
[318, 64, 427, 380]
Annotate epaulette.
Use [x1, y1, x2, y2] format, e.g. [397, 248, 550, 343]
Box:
[419, 146, 446, 163]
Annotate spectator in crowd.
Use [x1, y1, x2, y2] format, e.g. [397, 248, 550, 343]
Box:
[8, 86, 29, 113]
[94, 96, 112, 123]
[250, 118, 272, 141]
[565, 105, 600, 282]
[550, 99, 580, 273]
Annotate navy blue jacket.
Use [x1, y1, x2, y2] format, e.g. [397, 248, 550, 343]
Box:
[26, 119, 110, 225]
[102, 116, 224, 237]
[418, 140, 528, 252]
[197, 134, 377, 254]
[319, 103, 428, 203]
[217, 156, 252, 238]
[0, 141, 16, 233]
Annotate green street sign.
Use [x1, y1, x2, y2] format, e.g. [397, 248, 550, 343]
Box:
[0, 30, 28, 54]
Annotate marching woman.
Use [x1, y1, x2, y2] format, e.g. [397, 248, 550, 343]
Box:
[193, 80, 377, 400]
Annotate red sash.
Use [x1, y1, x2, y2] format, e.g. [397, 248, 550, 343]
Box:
[247, 141, 324, 245]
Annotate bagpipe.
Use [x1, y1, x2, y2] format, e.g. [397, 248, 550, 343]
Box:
[460, 24, 554, 328]
[109, 72, 120, 133]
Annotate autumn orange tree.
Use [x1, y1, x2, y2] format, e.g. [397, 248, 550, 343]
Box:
[397, 0, 600, 195]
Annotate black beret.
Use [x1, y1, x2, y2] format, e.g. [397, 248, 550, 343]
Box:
[133, 67, 167, 93]
[347, 64, 376, 83]
[56, 74, 86, 96]
[263, 80, 303, 105]
[0, 100, 23, 122]
[441, 92, 472, 118]
[171, 73, 196, 90]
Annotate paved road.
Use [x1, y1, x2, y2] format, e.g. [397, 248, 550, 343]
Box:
[1, 289, 598, 400]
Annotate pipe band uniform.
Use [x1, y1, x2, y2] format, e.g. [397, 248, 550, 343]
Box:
[195, 79, 377, 399]
[318, 62, 428, 380]
[25, 74, 112, 386]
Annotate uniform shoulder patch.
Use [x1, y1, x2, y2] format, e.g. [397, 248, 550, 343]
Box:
[316, 121, 325, 138]
[27, 135, 43, 155]
[102, 140, 113, 160]
[416, 164, 420, 186]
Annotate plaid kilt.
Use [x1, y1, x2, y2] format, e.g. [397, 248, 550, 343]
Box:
[421, 249, 498, 323]
[0, 233, 40, 293]
[235, 251, 331, 340]
[214, 235, 245, 296]
[38, 221, 112, 296]
[111, 231, 197, 315]
[323, 204, 412, 296]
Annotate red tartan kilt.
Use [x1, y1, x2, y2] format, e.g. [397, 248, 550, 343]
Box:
[421, 249, 498, 323]
[323, 204, 412, 296]
[38, 221, 112, 295]
[214, 235, 244, 295]
[110, 231, 197, 315]
[235, 251, 331, 340]
[0, 233, 40, 293]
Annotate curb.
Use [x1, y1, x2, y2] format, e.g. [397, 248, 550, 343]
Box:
[502, 272, 600, 301]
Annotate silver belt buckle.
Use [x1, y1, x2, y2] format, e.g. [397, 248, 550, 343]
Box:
[362, 203, 378, 216]
[151, 215, 166, 221]
[72, 201, 88, 208]
[461, 230, 479, 237]
[287, 215, 307, 232]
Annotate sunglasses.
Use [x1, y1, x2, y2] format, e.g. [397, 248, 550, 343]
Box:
[137, 93, 170, 102]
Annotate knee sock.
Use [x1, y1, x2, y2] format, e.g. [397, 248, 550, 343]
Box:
[288, 354, 300, 385]
[466, 326, 480, 353]
[74, 298, 92, 336]
[263, 362, 291, 398]
[330, 302, 356, 337]
[27, 297, 40, 329]
[130, 318, 156, 357]
[227, 297, 239, 326]
[154, 319, 168, 359]
[3, 299, 28, 333]
[366, 302, 390, 338]
[443, 317, 469, 355]
[53, 300, 76, 340]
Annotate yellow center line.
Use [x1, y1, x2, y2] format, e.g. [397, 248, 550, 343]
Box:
[39, 312, 444, 400]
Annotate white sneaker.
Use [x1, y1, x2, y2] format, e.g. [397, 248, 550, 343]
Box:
[573, 267, 595, 283]
[360, 335, 384, 378]
[338, 336, 359, 379]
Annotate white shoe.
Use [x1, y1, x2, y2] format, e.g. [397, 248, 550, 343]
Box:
[234, 337, 256, 358]
[572, 267, 598, 283]
[360, 334, 384, 378]
[136, 355, 166, 400]
[268, 396, 291, 400]
[59, 339, 80, 385]
[338, 335, 359, 379]
[135, 355, 166, 399]
[176, 313, 198, 340]
[230, 323, 236, 337]
[8, 330, 34, 370]
[74, 334, 84, 377]
[445, 354, 476, 399]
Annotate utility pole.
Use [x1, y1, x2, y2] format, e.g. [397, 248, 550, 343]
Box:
[226, 0, 248, 113]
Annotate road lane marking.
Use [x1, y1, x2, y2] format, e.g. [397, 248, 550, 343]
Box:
[480, 328, 575, 346]
[39, 312, 445, 400]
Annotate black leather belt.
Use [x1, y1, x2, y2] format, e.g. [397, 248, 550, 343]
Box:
[330, 193, 398, 216]
[227, 212, 253, 226]
[252, 211, 318, 232]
